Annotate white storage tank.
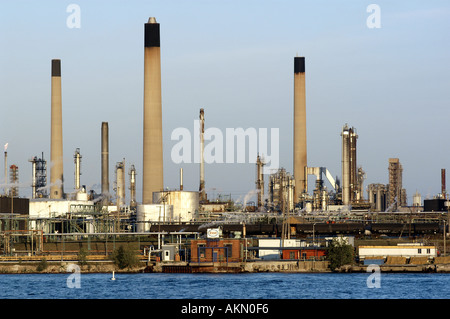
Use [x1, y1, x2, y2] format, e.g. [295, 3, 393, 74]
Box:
[136, 204, 174, 232]
[152, 191, 198, 222]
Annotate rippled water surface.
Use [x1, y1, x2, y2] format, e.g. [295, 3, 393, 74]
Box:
[0, 272, 449, 299]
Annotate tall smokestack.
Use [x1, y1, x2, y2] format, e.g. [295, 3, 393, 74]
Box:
[4, 144, 7, 195]
[50, 59, 64, 199]
[442, 168, 446, 199]
[101, 122, 110, 205]
[293, 56, 307, 204]
[199, 108, 206, 202]
[142, 17, 163, 204]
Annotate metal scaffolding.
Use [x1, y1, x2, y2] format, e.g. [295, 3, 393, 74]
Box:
[29, 153, 47, 199]
[388, 158, 406, 210]
[9, 165, 19, 197]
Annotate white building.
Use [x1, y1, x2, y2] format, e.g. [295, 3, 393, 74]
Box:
[358, 244, 436, 260]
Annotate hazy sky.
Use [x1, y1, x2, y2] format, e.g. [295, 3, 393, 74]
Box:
[1, 1, 449, 206]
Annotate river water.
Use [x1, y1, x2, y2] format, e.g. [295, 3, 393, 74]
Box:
[0, 272, 449, 299]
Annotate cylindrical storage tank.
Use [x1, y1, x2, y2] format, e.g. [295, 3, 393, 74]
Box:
[413, 191, 422, 207]
[152, 191, 199, 222]
[86, 218, 95, 233]
[76, 191, 88, 201]
[136, 204, 174, 232]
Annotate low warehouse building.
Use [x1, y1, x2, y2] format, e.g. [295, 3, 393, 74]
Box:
[359, 244, 436, 263]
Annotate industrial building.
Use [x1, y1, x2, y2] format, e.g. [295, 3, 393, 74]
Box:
[358, 244, 437, 262]
[367, 183, 387, 212]
[0, 16, 449, 264]
[388, 158, 407, 210]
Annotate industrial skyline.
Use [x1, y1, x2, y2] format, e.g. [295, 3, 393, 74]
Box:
[1, 1, 450, 206]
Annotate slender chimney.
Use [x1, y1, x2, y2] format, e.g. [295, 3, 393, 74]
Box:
[4, 145, 7, 195]
[74, 148, 81, 191]
[29, 157, 37, 199]
[101, 122, 110, 205]
[199, 108, 206, 202]
[180, 167, 183, 191]
[293, 56, 307, 204]
[115, 159, 125, 210]
[142, 17, 163, 204]
[129, 164, 137, 208]
[442, 168, 446, 199]
[341, 125, 350, 206]
[50, 59, 64, 199]
[256, 155, 265, 210]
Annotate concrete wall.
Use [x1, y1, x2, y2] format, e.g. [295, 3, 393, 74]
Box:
[244, 260, 329, 272]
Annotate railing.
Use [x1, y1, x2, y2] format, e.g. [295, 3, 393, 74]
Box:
[0, 254, 150, 262]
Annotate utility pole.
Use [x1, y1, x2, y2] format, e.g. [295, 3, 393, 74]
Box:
[444, 219, 446, 258]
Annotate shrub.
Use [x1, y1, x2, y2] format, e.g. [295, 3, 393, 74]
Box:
[36, 258, 49, 272]
[78, 248, 88, 266]
[111, 245, 140, 269]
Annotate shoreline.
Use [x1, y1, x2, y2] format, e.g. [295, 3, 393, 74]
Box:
[1, 260, 450, 274]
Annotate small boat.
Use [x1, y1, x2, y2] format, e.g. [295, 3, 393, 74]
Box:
[111, 271, 116, 281]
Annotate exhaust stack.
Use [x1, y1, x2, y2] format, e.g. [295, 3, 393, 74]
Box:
[199, 108, 206, 202]
[101, 122, 110, 205]
[4, 144, 7, 195]
[74, 148, 82, 191]
[50, 59, 64, 199]
[129, 164, 137, 208]
[142, 17, 163, 204]
[442, 168, 446, 199]
[30, 157, 37, 199]
[293, 56, 307, 203]
[256, 155, 265, 210]
[180, 167, 183, 191]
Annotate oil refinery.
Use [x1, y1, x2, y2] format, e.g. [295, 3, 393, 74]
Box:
[0, 17, 449, 270]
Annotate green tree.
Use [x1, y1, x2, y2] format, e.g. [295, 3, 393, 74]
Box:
[327, 238, 354, 271]
[111, 245, 140, 270]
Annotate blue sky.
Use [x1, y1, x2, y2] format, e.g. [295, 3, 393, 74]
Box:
[1, 1, 449, 205]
